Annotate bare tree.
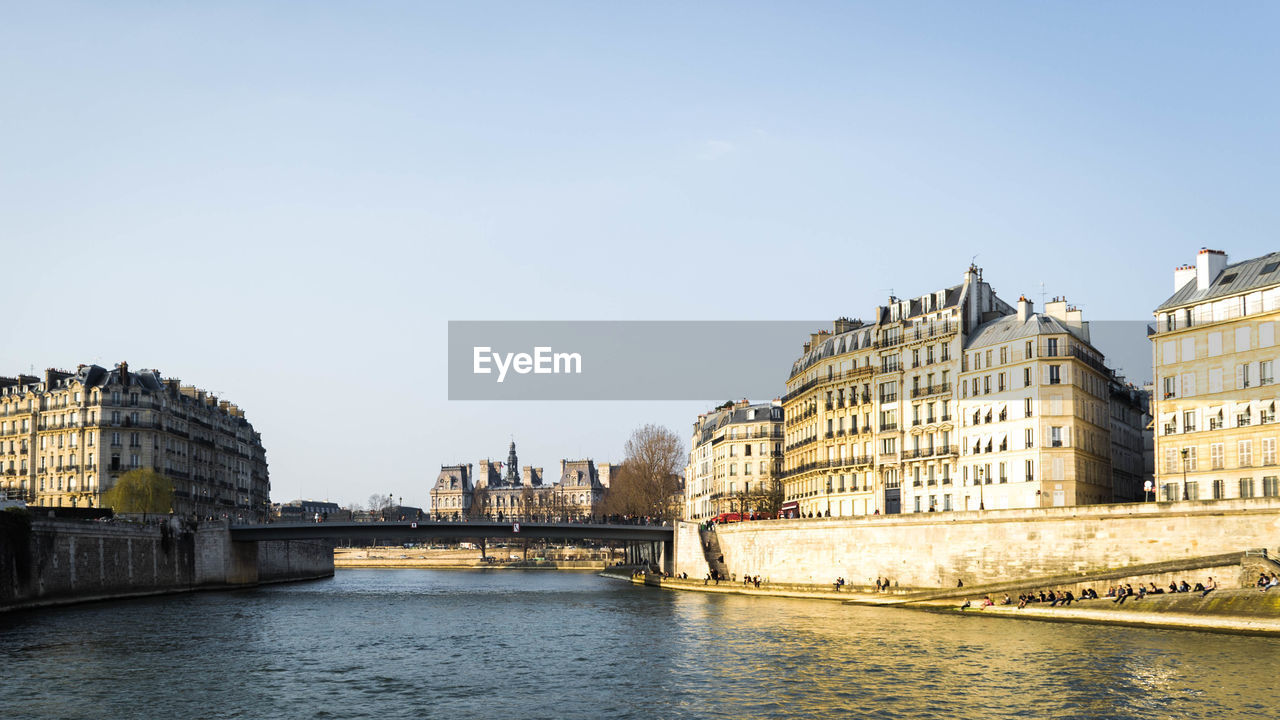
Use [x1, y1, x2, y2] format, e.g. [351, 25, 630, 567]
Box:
[602, 424, 685, 521]
[367, 493, 395, 516]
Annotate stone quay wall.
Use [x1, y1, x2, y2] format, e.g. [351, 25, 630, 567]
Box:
[678, 498, 1280, 588]
[0, 516, 334, 612]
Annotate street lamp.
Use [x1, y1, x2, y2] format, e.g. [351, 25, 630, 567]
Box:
[977, 466, 985, 510]
[1177, 448, 1187, 499]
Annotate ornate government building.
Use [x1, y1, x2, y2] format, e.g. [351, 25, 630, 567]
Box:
[0, 362, 270, 520]
[429, 441, 611, 521]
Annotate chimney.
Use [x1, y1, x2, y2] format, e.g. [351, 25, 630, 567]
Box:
[1017, 296, 1032, 322]
[1196, 248, 1228, 291]
[1173, 264, 1196, 292]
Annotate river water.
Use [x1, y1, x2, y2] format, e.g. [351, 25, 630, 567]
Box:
[2, 569, 1276, 719]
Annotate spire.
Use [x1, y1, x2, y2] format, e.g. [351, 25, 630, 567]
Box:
[504, 441, 520, 486]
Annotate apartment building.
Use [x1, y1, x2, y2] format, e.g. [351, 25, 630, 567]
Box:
[0, 362, 269, 519]
[950, 297, 1115, 512]
[1152, 248, 1280, 501]
[684, 399, 784, 520]
[782, 266, 1148, 517]
[781, 266, 1012, 517]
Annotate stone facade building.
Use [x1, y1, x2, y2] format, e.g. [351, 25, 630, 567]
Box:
[0, 362, 269, 519]
[952, 297, 1115, 512]
[782, 266, 1149, 517]
[1152, 248, 1280, 502]
[428, 441, 607, 520]
[684, 400, 784, 520]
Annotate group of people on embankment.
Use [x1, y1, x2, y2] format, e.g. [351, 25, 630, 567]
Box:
[961, 576, 1222, 610]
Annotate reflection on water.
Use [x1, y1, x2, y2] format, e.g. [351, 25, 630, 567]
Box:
[1, 570, 1275, 720]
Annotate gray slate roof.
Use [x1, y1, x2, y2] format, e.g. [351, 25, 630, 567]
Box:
[1156, 251, 1280, 312]
[965, 313, 1084, 349]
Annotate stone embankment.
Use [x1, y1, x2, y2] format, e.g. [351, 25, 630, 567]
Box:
[0, 513, 333, 612]
[629, 573, 1280, 635]
[652, 500, 1280, 635]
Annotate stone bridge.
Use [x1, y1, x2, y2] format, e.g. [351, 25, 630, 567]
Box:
[230, 521, 675, 568]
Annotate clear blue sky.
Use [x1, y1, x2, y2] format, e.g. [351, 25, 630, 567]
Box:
[2, 2, 1277, 507]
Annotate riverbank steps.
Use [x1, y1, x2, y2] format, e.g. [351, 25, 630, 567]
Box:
[0, 514, 333, 612]
[630, 574, 1280, 636]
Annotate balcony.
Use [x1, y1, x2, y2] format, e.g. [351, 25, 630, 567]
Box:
[879, 423, 898, 432]
[910, 382, 951, 399]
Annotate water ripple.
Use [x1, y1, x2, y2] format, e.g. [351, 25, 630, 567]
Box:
[1, 569, 1277, 719]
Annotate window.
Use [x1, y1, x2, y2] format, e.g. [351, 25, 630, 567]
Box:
[1184, 446, 1198, 471]
[1239, 440, 1253, 467]
[1048, 365, 1061, 385]
[1025, 459, 1034, 482]
[1183, 411, 1196, 433]
[1047, 338, 1058, 356]
[1265, 438, 1277, 465]
[1213, 479, 1225, 500]
[1240, 478, 1256, 498]
[1263, 361, 1275, 386]
[1210, 443, 1224, 470]
[1265, 476, 1280, 497]
[1025, 398, 1033, 417]
[1050, 427, 1063, 447]
[1025, 428, 1035, 448]
[1023, 368, 1031, 387]
[1163, 377, 1176, 399]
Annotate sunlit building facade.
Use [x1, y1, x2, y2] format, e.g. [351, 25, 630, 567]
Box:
[0, 362, 269, 519]
[1152, 249, 1280, 502]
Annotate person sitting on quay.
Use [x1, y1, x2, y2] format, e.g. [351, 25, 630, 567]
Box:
[1148, 582, 1163, 595]
[1262, 573, 1279, 592]
[1179, 579, 1192, 593]
[1001, 593, 1013, 605]
[979, 596, 994, 608]
[1201, 577, 1217, 597]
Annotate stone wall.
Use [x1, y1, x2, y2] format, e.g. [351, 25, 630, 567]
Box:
[673, 522, 710, 579]
[684, 498, 1280, 588]
[0, 516, 334, 612]
[258, 539, 337, 583]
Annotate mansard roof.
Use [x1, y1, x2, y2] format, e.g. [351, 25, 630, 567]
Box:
[1155, 251, 1280, 312]
[965, 313, 1085, 349]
